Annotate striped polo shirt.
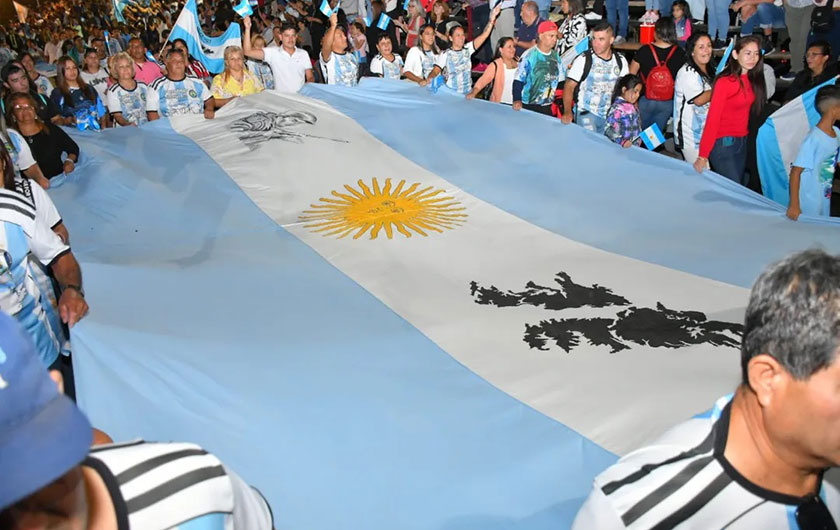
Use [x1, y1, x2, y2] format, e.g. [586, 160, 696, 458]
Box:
[573, 395, 840, 529]
[85, 440, 273, 530]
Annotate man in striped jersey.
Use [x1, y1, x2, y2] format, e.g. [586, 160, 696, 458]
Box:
[0, 313, 274, 530]
[573, 249, 840, 529]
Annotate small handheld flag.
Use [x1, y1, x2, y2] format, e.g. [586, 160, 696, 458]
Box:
[234, 0, 253, 17]
[320, 0, 334, 16]
[377, 12, 391, 29]
[716, 39, 734, 75]
[403, 0, 410, 10]
[638, 123, 666, 150]
[428, 74, 443, 93]
[363, 12, 372, 25]
[145, 50, 162, 65]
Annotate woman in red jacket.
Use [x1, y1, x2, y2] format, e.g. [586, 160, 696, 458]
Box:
[693, 35, 766, 186]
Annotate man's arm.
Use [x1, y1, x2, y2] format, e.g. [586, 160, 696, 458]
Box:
[321, 12, 338, 62]
[305, 67, 314, 83]
[50, 252, 88, 327]
[561, 79, 577, 123]
[242, 16, 266, 60]
[203, 94, 215, 119]
[787, 166, 803, 220]
[22, 161, 50, 189]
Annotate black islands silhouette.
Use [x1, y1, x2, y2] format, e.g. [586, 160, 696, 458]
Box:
[469, 272, 743, 353]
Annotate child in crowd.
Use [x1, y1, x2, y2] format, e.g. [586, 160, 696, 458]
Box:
[350, 22, 368, 66]
[672, 1, 692, 45]
[605, 74, 644, 147]
[369, 34, 405, 80]
[786, 84, 840, 220]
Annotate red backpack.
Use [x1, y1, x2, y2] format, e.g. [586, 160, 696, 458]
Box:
[644, 45, 677, 101]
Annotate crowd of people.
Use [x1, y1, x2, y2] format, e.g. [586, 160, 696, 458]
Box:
[0, 0, 839, 526]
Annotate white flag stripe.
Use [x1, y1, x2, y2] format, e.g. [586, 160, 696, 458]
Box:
[174, 92, 746, 455]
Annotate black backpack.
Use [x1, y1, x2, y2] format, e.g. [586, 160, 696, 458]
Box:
[812, 2, 835, 33]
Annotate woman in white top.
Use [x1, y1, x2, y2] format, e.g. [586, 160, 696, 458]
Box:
[404, 24, 439, 85]
[467, 37, 518, 104]
[672, 32, 713, 165]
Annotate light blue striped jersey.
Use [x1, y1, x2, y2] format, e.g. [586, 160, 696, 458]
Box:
[0, 188, 69, 366]
[369, 53, 404, 80]
[673, 64, 711, 153]
[567, 50, 629, 118]
[319, 51, 360, 87]
[435, 42, 476, 95]
[106, 81, 149, 126]
[147, 76, 211, 117]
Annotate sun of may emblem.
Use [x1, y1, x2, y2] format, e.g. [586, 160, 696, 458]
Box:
[300, 178, 467, 240]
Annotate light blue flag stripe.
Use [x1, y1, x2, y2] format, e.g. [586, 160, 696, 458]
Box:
[50, 122, 616, 530]
[756, 76, 839, 207]
[234, 0, 253, 17]
[377, 13, 391, 29]
[300, 80, 840, 289]
[640, 123, 665, 150]
[167, 0, 241, 73]
[716, 38, 734, 75]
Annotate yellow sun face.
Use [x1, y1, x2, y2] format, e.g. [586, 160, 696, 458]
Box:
[300, 178, 467, 240]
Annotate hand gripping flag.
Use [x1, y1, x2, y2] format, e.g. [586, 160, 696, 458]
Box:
[716, 39, 734, 75]
[639, 123, 666, 150]
[234, 0, 253, 17]
[320, 0, 334, 16]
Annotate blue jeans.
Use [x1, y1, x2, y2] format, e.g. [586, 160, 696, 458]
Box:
[605, 0, 629, 37]
[709, 135, 748, 186]
[659, 0, 675, 16]
[706, 0, 730, 40]
[739, 3, 785, 35]
[576, 109, 608, 134]
[639, 96, 672, 133]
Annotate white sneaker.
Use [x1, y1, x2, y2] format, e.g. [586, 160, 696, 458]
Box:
[614, 35, 626, 44]
[584, 11, 602, 19]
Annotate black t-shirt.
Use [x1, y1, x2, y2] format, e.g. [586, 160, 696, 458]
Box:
[635, 44, 686, 79]
[22, 123, 80, 179]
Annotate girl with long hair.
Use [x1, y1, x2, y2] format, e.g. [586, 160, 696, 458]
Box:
[467, 37, 518, 104]
[404, 24, 439, 84]
[693, 35, 765, 185]
[673, 32, 713, 163]
[49, 56, 103, 126]
[605, 74, 644, 147]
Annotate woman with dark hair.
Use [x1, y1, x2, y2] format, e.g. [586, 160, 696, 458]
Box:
[20, 53, 52, 96]
[171, 38, 212, 84]
[785, 41, 838, 102]
[467, 37, 518, 103]
[605, 73, 644, 147]
[629, 16, 686, 133]
[404, 24, 439, 84]
[673, 32, 713, 164]
[558, 0, 587, 55]
[49, 56, 102, 125]
[7, 92, 80, 181]
[693, 35, 766, 185]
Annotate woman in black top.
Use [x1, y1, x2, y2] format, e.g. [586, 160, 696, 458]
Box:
[785, 41, 838, 102]
[629, 17, 686, 133]
[7, 92, 79, 181]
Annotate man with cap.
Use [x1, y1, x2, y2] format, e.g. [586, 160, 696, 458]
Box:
[512, 21, 563, 115]
[0, 312, 274, 529]
[572, 249, 840, 529]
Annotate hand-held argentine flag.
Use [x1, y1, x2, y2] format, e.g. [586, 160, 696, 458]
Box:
[363, 12, 373, 25]
[320, 0, 334, 16]
[403, 0, 411, 10]
[639, 123, 666, 150]
[234, 0, 253, 17]
[377, 13, 391, 29]
[716, 39, 734, 75]
[167, 0, 242, 73]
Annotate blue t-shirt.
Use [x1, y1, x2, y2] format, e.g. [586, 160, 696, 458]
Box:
[793, 126, 840, 217]
[515, 18, 541, 57]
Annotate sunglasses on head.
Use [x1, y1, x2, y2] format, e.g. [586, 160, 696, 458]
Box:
[796, 495, 838, 530]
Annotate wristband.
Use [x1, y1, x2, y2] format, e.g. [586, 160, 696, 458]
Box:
[65, 284, 85, 297]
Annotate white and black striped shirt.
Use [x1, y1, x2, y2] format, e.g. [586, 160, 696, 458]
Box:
[573, 395, 840, 529]
[85, 440, 273, 530]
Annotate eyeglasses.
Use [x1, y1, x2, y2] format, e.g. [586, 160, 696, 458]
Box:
[795, 495, 838, 530]
[806, 52, 827, 58]
[12, 104, 33, 110]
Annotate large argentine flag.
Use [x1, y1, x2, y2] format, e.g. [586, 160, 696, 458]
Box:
[167, 0, 241, 73]
[756, 75, 839, 212]
[51, 79, 840, 529]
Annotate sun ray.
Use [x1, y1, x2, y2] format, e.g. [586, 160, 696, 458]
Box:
[301, 179, 467, 240]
